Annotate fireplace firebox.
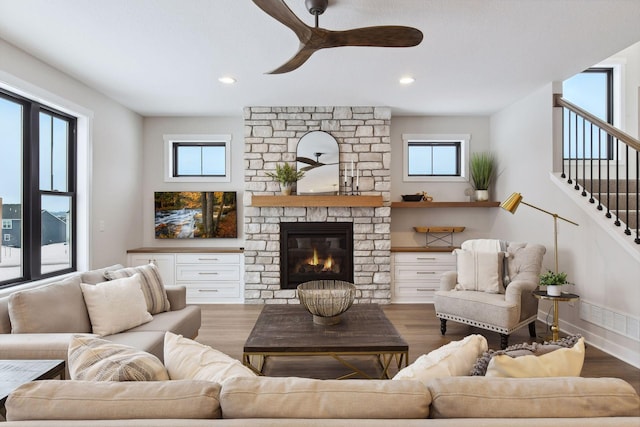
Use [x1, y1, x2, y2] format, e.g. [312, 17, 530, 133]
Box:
[279, 222, 354, 289]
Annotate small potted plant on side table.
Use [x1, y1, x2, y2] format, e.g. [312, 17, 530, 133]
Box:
[266, 163, 305, 195]
[539, 271, 568, 297]
[469, 152, 495, 201]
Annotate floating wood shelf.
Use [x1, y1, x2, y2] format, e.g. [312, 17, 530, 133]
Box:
[391, 246, 458, 253]
[391, 201, 501, 208]
[251, 195, 384, 207]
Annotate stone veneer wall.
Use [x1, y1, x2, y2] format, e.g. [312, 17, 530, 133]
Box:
[243, 106, 392, 304]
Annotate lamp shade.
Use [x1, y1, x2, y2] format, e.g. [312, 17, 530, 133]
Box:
[500, 192, 523, 214]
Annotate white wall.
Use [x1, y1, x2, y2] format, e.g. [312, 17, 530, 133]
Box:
[0, 39, 143, 270]
[490, 83, 640, 367]
[141, 117, 245, 248]
[389, 116, 496, 247]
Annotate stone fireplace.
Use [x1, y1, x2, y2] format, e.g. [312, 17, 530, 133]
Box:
[279, 222, 354, 289]
[243, 106, 391, 304]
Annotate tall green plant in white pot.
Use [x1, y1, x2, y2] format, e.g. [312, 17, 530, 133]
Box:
[266, 163, 305, 195]
[470, 152, 495, 201]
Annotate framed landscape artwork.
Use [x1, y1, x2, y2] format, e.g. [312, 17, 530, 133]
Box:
[154, 191, 237, 239]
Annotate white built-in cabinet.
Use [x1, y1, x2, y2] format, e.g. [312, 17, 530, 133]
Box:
[391, 251, 455, 303]
[127, 248, 244, 304]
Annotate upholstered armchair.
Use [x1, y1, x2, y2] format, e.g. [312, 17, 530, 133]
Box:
[434, 240, 546, 349]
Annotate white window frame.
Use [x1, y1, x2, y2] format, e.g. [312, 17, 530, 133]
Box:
[402, 133, 470, 182]
[2, 220, 11, 229]
[163, 134, 231, 183]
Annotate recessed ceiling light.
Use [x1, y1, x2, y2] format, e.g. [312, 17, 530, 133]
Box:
[399, 76, 415, 85]
[218, 76, 236, 84]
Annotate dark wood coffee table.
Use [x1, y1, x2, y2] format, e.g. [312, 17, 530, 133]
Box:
[243, 304, 408, 379]
[0, 359, 65, 418]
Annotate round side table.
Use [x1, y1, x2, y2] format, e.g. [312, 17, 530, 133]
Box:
[533, 290, 579, 341]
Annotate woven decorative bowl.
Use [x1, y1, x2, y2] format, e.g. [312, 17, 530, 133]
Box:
[297, 280, 356, 325]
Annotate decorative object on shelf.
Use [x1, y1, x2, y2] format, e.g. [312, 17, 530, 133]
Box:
[266, 163, 305, 195]
[500, 192, 579, 273]
[402, 194, 423, 202]
[296, 131, 339, 195]
[413, 226, 465, 247]
[539, 271, 569, 296]
[470, 152, 495, 201]
[297, 280, 356, 325]
[402, 192, 433, 202]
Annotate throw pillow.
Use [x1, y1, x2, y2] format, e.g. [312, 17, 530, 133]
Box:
[103, 263, 170, 314]
[485, 337, 585, 377]
[454, 249, 505, 293]
[68, 335, 169, 381]
[80, 274, 152, 336]
[392, 334, 488, 384]
[164, 331, 256, 384]
[8, 275, 92, 333]
[470, 335, 584, 377]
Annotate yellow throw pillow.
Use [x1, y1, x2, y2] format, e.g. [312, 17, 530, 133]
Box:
[485, 337, 585, 377]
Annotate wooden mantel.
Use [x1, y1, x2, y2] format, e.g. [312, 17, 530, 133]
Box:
[251, 195, 384, 207]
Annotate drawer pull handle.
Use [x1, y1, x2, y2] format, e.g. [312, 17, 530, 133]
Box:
[198, 289, 219, 292]
[417, 288, 432, 292]
[198, 272, 219, 275]
[416, 271, 436, 275]
[416, 257, 436, 260]
[198, 258, 219, 261]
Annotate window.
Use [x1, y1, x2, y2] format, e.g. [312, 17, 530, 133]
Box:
[0, 88, 76, 287]
[562, 67, 615, 159]
[164, 134, 231, 182]
[402, 134, 470, 182]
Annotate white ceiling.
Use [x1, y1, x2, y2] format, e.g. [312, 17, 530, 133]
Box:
[1, 0, 639, 117]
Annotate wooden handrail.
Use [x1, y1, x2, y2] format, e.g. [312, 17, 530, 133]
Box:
[554, 94, 640, 152]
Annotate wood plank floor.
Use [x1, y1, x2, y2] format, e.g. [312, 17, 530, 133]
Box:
[196, 303, 640, 393]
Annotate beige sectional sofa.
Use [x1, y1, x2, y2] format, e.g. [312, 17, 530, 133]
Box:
[3, 375, 639, 425]
[0, 264, 201, 375]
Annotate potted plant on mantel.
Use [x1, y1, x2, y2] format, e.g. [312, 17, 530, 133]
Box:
[469, 152, 495, 201]
[266, 163, 305, 195]
[539, 271, 569, 296]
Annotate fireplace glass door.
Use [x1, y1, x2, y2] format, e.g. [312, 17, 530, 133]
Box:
[280, 222, 353, 289]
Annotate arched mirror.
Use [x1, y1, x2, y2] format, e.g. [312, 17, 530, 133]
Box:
[296, 131, 339, 195]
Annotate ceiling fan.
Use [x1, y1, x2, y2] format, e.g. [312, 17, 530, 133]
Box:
[252, 0, 423, 74]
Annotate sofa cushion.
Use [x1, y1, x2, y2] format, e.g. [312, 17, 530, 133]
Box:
[220, 376, 431, 419]
[8, 276, 92, 333]
[426, 376, 640, 418]
[79, 264, 124, 285]
[485, 337, 585, 377]
[68, 335, 169, 381]
[455, 249, 505, 293]
[393, 334, 487, 383]
[164, 332, 255, 383]
[81, 274, 152, 336]
[5, 379, 221, 421]
[104, 263, 170, 314]
[127, 305, 201, 340]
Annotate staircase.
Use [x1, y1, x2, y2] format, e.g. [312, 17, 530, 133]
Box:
[578, 179, 638, 231]
[554, 95, 640, 244]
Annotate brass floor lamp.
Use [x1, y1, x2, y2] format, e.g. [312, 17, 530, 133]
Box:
[500, 192, 579, 274]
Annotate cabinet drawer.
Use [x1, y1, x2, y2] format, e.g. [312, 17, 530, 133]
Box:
[395, 282, 438, 295]
[176, 253, 241, 265]
[176, 265, 240, 281]
[394, 265, 450, 282]
[393, 252, 455, 265]
[186, 283, 241, 301]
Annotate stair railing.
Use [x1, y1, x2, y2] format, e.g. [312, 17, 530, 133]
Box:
[554, 94, 640, 244]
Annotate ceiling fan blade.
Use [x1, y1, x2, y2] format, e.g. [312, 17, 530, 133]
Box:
[252, 0, 312, 42]
[325, 26, 423, 48]
[268, 45, 317, 74]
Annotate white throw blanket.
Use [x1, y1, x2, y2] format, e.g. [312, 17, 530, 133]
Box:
[459, 239, 510, 284]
